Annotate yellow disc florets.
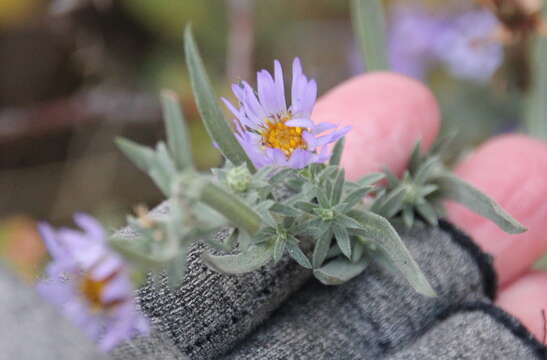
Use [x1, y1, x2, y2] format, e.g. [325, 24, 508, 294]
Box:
[261, 116, 306, 157]
[80, 274, 107, 311]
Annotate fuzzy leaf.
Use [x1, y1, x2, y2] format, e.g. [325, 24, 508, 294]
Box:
[329, 137, 345, 166]
[339, 186, 370, 212]
[202, 245, 273, 274]
[294, 201, 317, 214]
[167, 248, 188, 289]
[312, 229, 333, 268]
[333, 223, 352, 259]
[347, 210, 436, 297]
[414, 156, 441, 185]
[273, 237, 287, 263]
[314, 257, 368, 285]
[356, 173, 385, 187]
[372, 185, 406, 217]
[115, 137, 155, 173]
[161, 90, 193, 170]
[330, 168, 346, 205]
[270, 203, 301, 217]
[352, 238, 365, 263]
[436, 173, 526, 234]
[184, 26, 255, 171]
[408, 141, 422, 173]
[286, 239, 312, 269]
[416, 201, 438, 226]
[402, 205, 414, 229]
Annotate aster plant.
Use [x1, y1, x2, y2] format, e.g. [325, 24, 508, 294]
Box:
[110, 26, 525, 301]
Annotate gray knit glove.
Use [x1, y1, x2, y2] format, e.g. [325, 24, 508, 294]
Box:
[2, 215, 545, 359]
[108, 203, 547, 360]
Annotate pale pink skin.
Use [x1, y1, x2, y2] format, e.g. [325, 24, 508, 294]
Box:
[312, 72, 547, 341]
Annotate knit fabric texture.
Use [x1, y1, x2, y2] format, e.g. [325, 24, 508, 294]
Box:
[2, 208, 546, 359]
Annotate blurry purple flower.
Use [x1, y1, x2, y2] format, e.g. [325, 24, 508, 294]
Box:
[433, 10, 503, 83]
[387, 5, 444, 79]
[223, 58, 351, 169]
[36, 214, 148, 352]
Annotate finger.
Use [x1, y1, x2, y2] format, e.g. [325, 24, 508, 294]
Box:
[496, 271, 547, 341]
[312, 72, 440, 181]
[446, 135, 547, 285]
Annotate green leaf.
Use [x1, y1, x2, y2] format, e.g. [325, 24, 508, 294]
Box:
[436, 173, 526, 234]
[351, 0, 389, 72]
[333, 223, 352, 259]
[352, 238, 365, 263]
[416, 201, 438, 226]
[356, 173, 385, 187]
[347, 210, 436, 297]
[201, 245, 273, 274]
[408, 141, 422, 173]
[161, 89, 193, 170]
[339, 186, 370, 212]
[525, 11, 547, 140]
[312, 229, 333, 268]
[314, 257, 368, 285]
[330, 168, 346, 205]
[273, 236, 287, 263]
[184, 26, 255, 171]
[414, 156, 441, 185]
[402, 205, 414, 229]
[329, 137, 345, 165]
[294, 201, 317, 214]
[199, 181, 263, 235]
[270, 203, 301, 217]
[286, 239, 312, 269]
[372, 185, 406, 218]
[115, 137, 155, 173]
[166, 248, 188, 289]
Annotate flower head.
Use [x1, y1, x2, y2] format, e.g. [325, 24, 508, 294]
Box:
[223, 58, 350, 169]
[433, 10, 503, 82]
[36, 214, 148, 351]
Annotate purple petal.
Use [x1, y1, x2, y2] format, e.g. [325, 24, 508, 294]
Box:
[312, 122, 337, 134]
[273, 60, 287, 113]
[91, 256, 123, 281]
[38, 223, 66, 260]
[285, 118, 313, 128]
[302, 131, 318, 148]
[101, 273, 132, 303]
[73, 213, 105, 243]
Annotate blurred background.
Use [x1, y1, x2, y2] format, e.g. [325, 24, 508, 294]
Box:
[0, 0, 545, 279]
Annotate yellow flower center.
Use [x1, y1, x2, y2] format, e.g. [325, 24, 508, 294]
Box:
[80, 274, 107, 311]
[261, 117, 305, 157]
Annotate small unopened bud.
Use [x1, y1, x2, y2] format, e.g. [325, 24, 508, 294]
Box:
[134, 204, 155, 228]
[227, 165, 252, 192]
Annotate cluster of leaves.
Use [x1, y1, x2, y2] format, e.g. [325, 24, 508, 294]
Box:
[373, 139, 526, 234]
[110, 26, 524, 297]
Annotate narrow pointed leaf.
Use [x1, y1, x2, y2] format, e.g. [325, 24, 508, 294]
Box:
[184, 26, 255, 171]
[270, 203, 301, 217]
[167, 248, 188, 289]
[402, 205, 414, 229]
[286, 240, 312, 269]
[330, 168, 345, 205]
[414, 156, 441, 185]
[416, 201, 438, 226]
[408, 141, 422, 173]
[312, 229, 333, 268]
[115, 137, 155, 173]
[352, 238, 365, 263]
[436, 173, 526, 234]
[273, 237, 287, 263]
[351, 0, 388, 71]
[347, 209, 436, 297]
[333, 223, 352, 259]
[341, 187, 370, 212]
[202, 245, 273, 274]
[161, 89, 193, 170]
[314, 257, 368, 285]
[372, 185, 406, 217]
[329, 137, 345, 165]
[356, 173, 385, 187]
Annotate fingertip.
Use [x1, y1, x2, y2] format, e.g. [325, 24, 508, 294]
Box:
[447, 135, 547, 284]
[312, 72, 440, 180]
[496, 271, 547, 342]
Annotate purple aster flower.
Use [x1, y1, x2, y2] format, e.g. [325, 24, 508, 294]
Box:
[222, 58, 351, 169]
[387, 4, 444, 79]
[433, 10, 503, 83]
[36, 214, 149, 352]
